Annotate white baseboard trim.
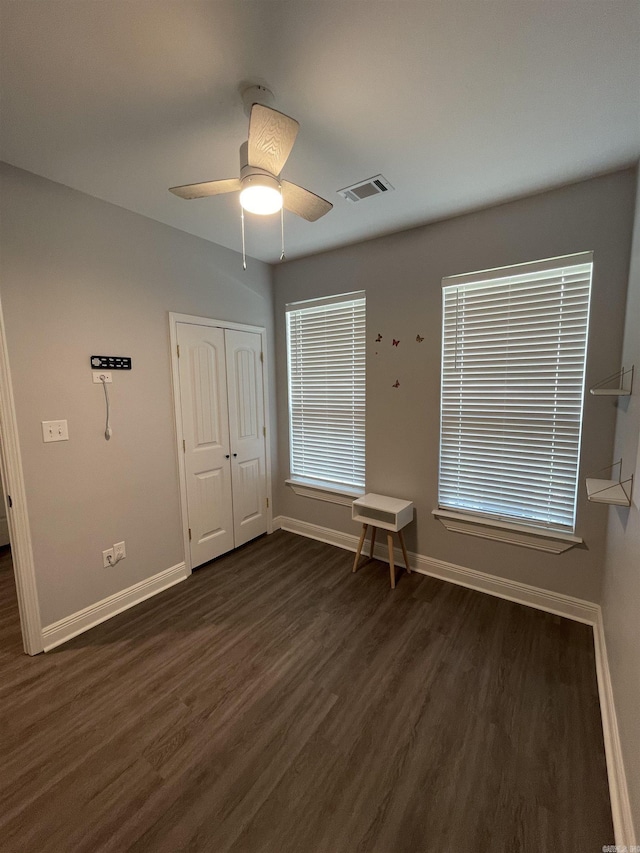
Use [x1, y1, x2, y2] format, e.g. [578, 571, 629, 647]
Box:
[593, 611, 637, 847]
[276, 515, 599, 624]
[277, 515, 358, 553]
[42, 562, 188, 651]
[413, 553, 599, 625]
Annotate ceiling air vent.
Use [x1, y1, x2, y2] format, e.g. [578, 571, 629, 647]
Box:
[338, 175, 394, 203]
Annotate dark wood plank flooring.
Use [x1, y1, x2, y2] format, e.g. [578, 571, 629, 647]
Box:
[0, 533, 613, 852]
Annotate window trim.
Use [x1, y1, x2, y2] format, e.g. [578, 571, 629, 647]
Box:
[436, 252, 593, 545]
[285, 291, 366, 497]
[432, 509, 583, 553]
[286, 477, 364, 506]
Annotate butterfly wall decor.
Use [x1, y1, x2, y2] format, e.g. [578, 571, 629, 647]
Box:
[392, 339, 400, 347]
[416, 334, 424, 343]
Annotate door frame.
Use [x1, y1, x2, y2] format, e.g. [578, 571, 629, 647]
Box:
[168, 312, 273, 574]
[0, 296, 43, 654]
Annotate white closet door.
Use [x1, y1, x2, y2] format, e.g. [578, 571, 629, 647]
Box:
[177, 323, 234, 567]
[225, 329, 267, 547]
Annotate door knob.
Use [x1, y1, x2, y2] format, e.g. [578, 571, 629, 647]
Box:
[233, 453, 238, 457]
[225, 454, 230, 459]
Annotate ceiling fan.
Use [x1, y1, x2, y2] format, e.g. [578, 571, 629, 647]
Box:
[169, 85, 333, 223]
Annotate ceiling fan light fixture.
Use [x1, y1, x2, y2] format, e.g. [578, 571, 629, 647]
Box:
[239, 174, 282, 215]
[169, 93, 333, 241]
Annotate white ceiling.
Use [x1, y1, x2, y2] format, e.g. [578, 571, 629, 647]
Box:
[2, 1, 639, 264]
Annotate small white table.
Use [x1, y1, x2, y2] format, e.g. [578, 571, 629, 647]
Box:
[351, 493, 414, 589]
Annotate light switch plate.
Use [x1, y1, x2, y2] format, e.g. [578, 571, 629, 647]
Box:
[42, 420, 69, 443]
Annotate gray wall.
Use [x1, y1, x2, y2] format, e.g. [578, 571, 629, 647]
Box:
[602, 174, 640, 838]
[274, 169, 637, 603]
[0, 162, 276, 627]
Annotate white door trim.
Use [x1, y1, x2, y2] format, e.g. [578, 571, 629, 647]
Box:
[168, 312, 273, 574]
[0, 296, 43, 654]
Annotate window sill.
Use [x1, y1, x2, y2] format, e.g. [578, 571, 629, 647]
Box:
[286, 478, 363, 507]
[432, 509, 583, 554]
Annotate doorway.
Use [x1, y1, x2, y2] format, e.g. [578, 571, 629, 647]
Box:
[0, 299, 42, 654]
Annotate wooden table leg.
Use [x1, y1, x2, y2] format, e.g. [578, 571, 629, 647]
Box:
[398, 529, 411, 574]
[352, 524, 368, 572]
[369, 526, 377, 559]
[387, 532, 396, 589]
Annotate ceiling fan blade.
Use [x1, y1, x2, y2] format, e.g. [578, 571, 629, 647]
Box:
[248, 104, 299, 175]
[169, 178, 241, 200]
[281, 181, 333, 222]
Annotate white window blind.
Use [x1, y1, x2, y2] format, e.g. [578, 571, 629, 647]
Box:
[439, 253, 593, 533]
[286, 292, 366, 491]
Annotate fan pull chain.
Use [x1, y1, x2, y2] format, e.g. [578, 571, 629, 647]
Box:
[280, 189, 286, 261]
[241, 207, 247, 270]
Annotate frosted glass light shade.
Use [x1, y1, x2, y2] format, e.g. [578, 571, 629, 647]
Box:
[240, 183, 282, 215]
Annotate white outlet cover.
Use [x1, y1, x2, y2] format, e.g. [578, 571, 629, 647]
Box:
[92, 371, 112, 383]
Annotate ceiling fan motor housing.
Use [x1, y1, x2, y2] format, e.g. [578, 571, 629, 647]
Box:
[240, 171, 280, 192]
[239, 141, 280, 190]
[239, 141, 278, 180]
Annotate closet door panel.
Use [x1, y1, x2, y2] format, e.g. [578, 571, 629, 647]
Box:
[225, 329, 267, 547]
[177, 323, 234, 566]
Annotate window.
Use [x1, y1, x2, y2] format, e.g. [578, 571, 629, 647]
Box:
[286, 291, 365, 495]
[437, 253, 592, 540]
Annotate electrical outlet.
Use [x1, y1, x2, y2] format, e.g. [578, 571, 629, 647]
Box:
[102, 548, 114, 568]
[92, 372, 112, 384]
[113, 541, 126, 561]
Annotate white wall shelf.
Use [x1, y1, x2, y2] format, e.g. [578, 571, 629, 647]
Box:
[586, 479, 633, 506]
[590, 365, 634, 396]
[585, 460, 633, 507]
